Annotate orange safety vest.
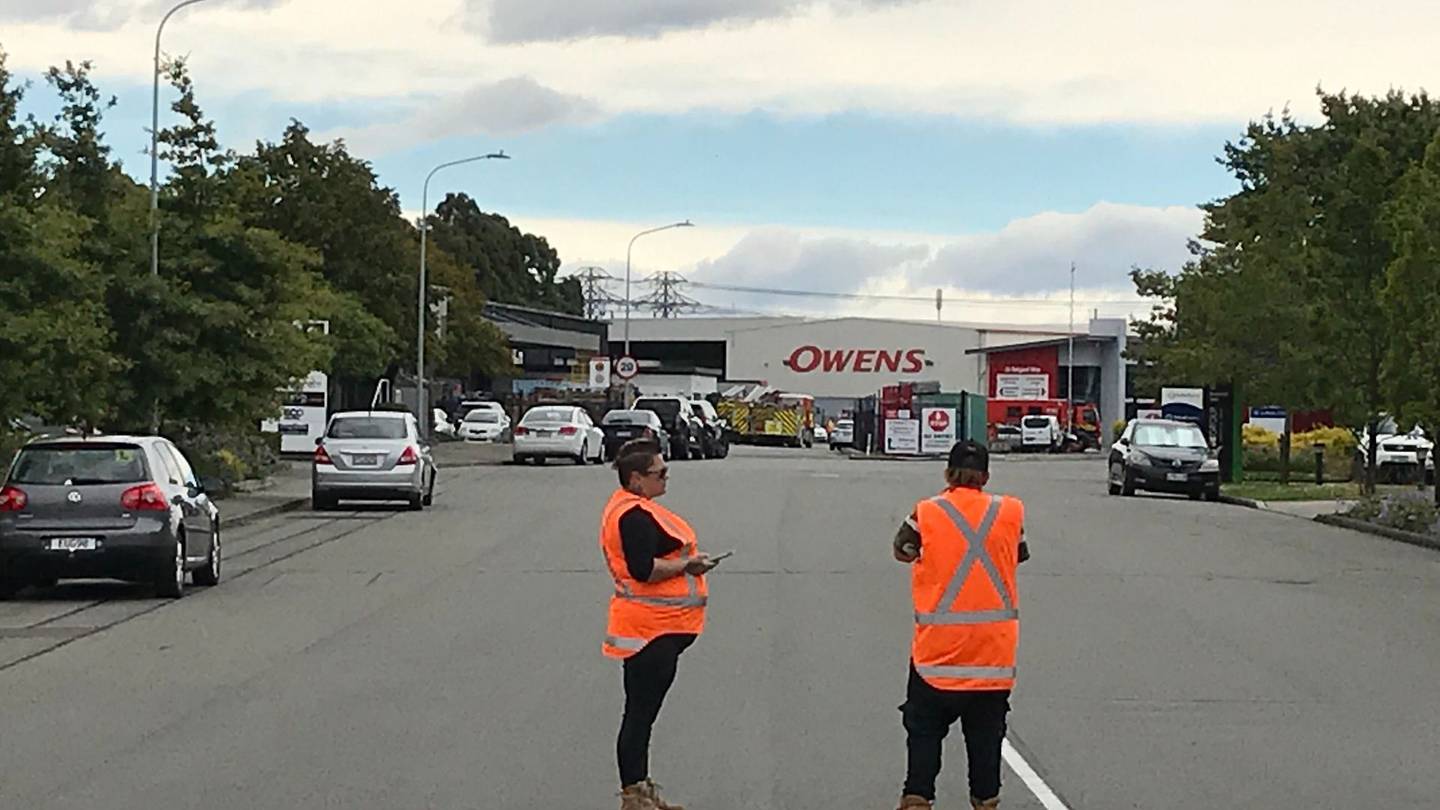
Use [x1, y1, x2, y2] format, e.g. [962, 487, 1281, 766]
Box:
[599, 489, 708, 658]
[911, 487, 1024, 691]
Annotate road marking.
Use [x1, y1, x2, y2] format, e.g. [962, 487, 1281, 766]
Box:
[810, 473, 841, 478]
[1002, 738, 1071, 810]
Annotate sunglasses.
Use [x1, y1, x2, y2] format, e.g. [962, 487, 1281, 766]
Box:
[642, 467, 670, 480]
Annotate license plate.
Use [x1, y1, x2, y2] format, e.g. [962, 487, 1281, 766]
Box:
[352, 454, 379, 466]
[48, 537, 98, 552]
[615, 429, 635, 438]
[1166, 473, 1189, 482]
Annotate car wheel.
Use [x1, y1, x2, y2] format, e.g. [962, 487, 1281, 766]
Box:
[407, 490, 424, 511]
[194, 528, 221, 587]
[1107, 465, 1122, 496]
[154, 534, 185, 599]
[0, 574, 24, 600]
[533, 456, 546, 466]
[574, 441, 589, 465]
[1204, 487, 1220, 502]
[674, 436, 690, 461]
[312, 491, 335, 511]
[1120, 468, 1137, 497]
[422, 473, 435, 506]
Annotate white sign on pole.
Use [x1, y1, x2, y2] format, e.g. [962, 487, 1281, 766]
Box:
[588, 357, 612, 390]
[261, 371, 329, 453]
[921, 407, 957, 454]
[884, 419, 920, 455]
[615, 356, 639, 380]
[996, 373, 1049, 400]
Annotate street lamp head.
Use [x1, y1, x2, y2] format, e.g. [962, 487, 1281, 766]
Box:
[676, 220, 695, 228]
[486, 151, 511, 160]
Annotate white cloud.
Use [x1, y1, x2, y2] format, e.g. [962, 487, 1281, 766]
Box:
[3, 0, 1437, 134]
[471, 0, 911, 43]
[330, 76, 600, 153]
[539, 203, 1197, 325]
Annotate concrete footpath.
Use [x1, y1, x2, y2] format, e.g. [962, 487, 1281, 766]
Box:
[213, 460, 310, 526]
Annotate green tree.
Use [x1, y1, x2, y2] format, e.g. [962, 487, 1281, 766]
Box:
[0, 48, 119, 428]
[428, 192, 582, 314]
[1380, 129, 1440, 503]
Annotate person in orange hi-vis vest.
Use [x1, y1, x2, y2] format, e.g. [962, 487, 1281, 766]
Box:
[600, 439, 720, 810]
[891, 439, 1029, 810]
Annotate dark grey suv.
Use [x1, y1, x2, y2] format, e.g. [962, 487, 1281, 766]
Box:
[0, 436, 221, 599]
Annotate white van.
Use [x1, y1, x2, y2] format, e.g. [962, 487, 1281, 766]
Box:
[1020, 415, 1062, 452]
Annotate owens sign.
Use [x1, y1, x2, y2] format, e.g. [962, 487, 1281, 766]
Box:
[785, 346, 926, 374]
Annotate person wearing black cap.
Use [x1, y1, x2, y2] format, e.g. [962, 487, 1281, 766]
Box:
[890, 439, 1029, 810]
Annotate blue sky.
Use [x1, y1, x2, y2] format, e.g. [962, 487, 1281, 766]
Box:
[5, 0, 1436, 324]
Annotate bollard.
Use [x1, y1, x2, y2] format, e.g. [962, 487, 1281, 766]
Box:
[1417, 446, 1429, 492]
[1314, 441, 1325, 486]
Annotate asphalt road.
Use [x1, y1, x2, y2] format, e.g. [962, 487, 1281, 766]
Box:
[2, 446, 1438, 809]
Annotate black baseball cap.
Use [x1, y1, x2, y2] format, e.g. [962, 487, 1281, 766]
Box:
[947, 439, 989, 473]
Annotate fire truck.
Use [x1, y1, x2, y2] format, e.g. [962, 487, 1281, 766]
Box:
[715, 384, 816, 447]
[988, 399, 1101, 449]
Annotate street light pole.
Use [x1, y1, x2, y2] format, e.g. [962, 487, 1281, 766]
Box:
[623, 221, 694, 405]
[1067, 262, 1076, 433]
[150, 0, 211, 277]
[417, 152, 510, 439]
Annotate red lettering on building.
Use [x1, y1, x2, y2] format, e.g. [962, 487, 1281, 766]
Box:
[822, 349, 854, 371]
[786, 346, 928, 373]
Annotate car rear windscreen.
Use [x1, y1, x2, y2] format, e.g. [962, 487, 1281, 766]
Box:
[604, 411, 651, 425]
[523, 408, 574, 424]
[327, 416, 408, 439]
[9, 444, 148, 485]
[465, 412, 501, 423]
[1023, 417, 1051, 428]
[636, 400, 680, 425]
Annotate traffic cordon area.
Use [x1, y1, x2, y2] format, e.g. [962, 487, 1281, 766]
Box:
[2, 447, 1438, 808]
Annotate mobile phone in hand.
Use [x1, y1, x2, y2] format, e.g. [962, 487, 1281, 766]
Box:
[708, 550, 735, 564]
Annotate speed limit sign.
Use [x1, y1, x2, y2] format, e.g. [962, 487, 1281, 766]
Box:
[615, 356, 639, 380]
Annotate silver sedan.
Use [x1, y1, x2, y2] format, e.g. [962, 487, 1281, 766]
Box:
[312, 411, 437, 510]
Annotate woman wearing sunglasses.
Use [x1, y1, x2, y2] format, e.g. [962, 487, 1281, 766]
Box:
[599, 439, 719, 810]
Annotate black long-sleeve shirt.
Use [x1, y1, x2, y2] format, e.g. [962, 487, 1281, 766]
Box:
[619, 505, 684, 582]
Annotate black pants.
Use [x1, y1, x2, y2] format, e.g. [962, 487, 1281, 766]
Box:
[617, 633, 695, 787]
[901, 664, 1011, 802]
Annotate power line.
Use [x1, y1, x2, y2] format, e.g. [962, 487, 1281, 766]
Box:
[684, 279, 1152, 306]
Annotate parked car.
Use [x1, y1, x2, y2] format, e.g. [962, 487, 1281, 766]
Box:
[992, 424, 1023, 453]
[814, 425, 829, 444]
[513, 405, 605, 465]
[830, 418, 855, 451]
[1020, 414, 1063, 452]
[601, 410, 671, 461]
[1356, 420, 1433, 483]
[459, 408, 511, 443]
[1108, 418, 1220, 500]
[687, 399, 730, 459]
[633, 396, 705, 460]
[0, 436, 221, 599]
[313, 411, 436, 510]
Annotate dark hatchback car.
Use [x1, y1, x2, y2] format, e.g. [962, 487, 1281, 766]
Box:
[600, 410, 671, 461]
[1108, 418, 1220, 500]
[0, 436, 220, 599]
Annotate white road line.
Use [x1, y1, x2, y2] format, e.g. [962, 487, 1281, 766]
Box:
[1002, 738, 1071, 810]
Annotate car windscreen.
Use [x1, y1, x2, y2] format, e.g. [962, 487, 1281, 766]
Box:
[464, 411, 501, 423]
[603, 411, 652, 425]
[1022, 416, 1051, 428]
[327, 416, 408, 439]
[9, 443, 149, 485]
[522, 408, 574, 424]
[1134, 424, 1208, 448]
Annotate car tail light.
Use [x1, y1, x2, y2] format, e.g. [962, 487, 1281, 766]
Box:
[0, 485, 28, 512]
[513, 426, 529, 436]
[397, 446, 419, 465]
[559, 426, 578, 436]
[121, 483, 168, 512]
[315, 444, 334, 465]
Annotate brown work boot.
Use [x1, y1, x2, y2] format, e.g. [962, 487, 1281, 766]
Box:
[619, 783, 658, 810]
[971, 797, 1001, 809]
[897, 795, 934, 809]
[642, 778, 685, 810]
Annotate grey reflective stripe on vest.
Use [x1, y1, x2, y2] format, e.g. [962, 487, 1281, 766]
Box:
[914, 495, 1018, 625]
[605, 635, 647, 651]
[613, 542, 707, 608]
[914, 664, 1016, 679]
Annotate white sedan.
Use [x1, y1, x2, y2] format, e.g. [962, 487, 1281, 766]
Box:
[513, 406, 605, 465]
[459, 409, 510, 442]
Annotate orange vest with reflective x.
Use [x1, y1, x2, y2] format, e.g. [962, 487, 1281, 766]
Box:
[911, 487, 1024, 691]
[599, 489, 708, 659]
